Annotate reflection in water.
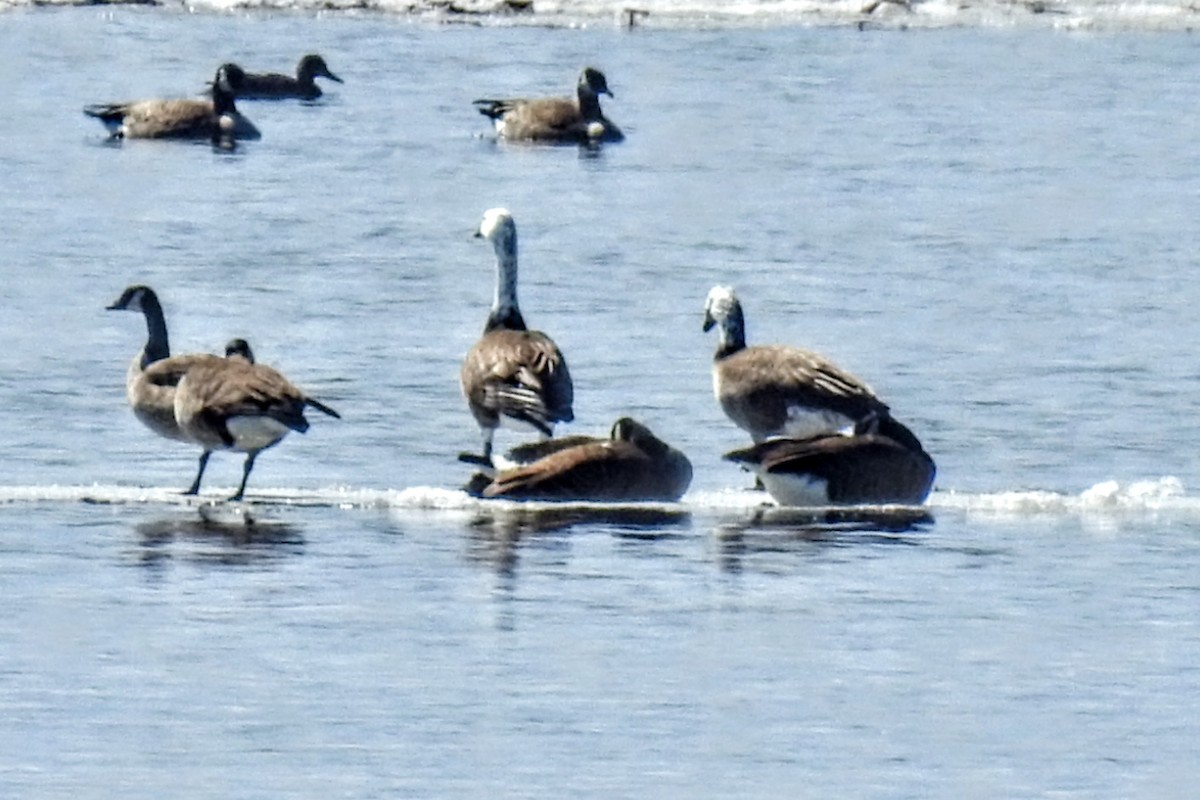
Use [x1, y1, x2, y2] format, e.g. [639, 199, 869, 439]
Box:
[128, 507, 305, 574]
[712, 506, 933, 574]
[463, 505, 693, 630]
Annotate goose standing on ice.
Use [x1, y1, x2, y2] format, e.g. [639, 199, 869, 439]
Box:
[84, 63, 260, 146]
[468, 417, 692, 502]
[702, 285, 891, 443]
[473, 67, 624, 144]
[234, 54, 343, 100]
[172, 348, 340, 501]
[723, 416, 936, 506]
[460, 208, 574, 467]
[107, 285, 227, 493]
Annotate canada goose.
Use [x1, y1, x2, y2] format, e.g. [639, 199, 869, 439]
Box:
[234, 54, 343, 100]
[469, 418, 692, 502]
[703, 285, 891, 442]
[473, 67, 624, 144]
[107, 284, 228, 492]
[460, 208, 574, 467]
[172, 352, 340, 501]
[723, 417, 935, 506]
[84, 63, 260, 145]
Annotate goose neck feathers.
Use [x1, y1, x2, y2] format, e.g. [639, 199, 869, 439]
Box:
[477, 208, 524, 332]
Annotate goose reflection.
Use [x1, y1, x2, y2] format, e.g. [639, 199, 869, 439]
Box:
[129, 511, 304, 572]
[711, 508, 932, 574]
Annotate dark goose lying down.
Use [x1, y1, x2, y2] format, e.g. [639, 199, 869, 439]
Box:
[724, 418, 935, 507]
[467, 418, 692, 502]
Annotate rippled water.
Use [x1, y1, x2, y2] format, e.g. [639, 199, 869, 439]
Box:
[2, 9, 1200, 797]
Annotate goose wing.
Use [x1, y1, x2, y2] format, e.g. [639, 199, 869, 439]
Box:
[717, 345, 889, 434]
[462, 329, 573, 434]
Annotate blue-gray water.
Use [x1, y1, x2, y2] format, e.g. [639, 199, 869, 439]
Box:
[3, 8, 1200, 798]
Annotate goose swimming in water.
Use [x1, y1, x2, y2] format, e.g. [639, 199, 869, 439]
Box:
[468, 417, 692, 502]
[84, 63, 260, 146]
[172, 347, 340, 502]
[473, 67, 624, 144]
[234, 54, 343, 100]
[460, 208, 574, 467]
[703, 285, 892, 443]
[723, 417, 935, 506]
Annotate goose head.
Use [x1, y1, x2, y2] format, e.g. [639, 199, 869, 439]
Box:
[579, 67, 613, 99]
[475, 207, 516, 252]
[107, 284, 159, 315]
[703, 285, 747, 357]
[224, 338, 256, 363]
[298, 54, 343, 84]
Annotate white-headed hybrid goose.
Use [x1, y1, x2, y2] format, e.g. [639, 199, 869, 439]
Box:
[723, 417, 935, 506]
[235, 54, 343, 101]
[468, 418, 692, 502]
[172, 350, 340, 502]
[473, 67, 624, 144]
[107, 285, 229, 493]
[703, 285, 891, 442]
[460, 208, 574, 467]
[84, 63, 261, 145]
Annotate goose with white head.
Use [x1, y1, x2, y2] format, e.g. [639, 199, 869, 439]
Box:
[473, 67, 624, 144]
[84, 63, 260, 146]
[460, 208, 574, 467]
[703, 285, 891, 443]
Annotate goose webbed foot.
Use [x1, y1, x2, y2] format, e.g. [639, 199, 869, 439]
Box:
[458, 451, 494, 468]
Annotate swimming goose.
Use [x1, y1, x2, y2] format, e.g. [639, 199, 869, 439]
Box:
[473, 67, 624, 144]
[234, 54, 343, 100]
[469, 417, 692, 502]
[107, 285, 229, 492]
[703, 285, 891, 443]
[723, 417, 935, 506]
[460, 208, 574, 467]
[172, 352, 340, 501]
[85, 63, 260, 145]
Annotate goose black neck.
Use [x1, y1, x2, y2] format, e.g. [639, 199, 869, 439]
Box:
[139, 293, 170, 367]
[484, 306, 527, 333]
